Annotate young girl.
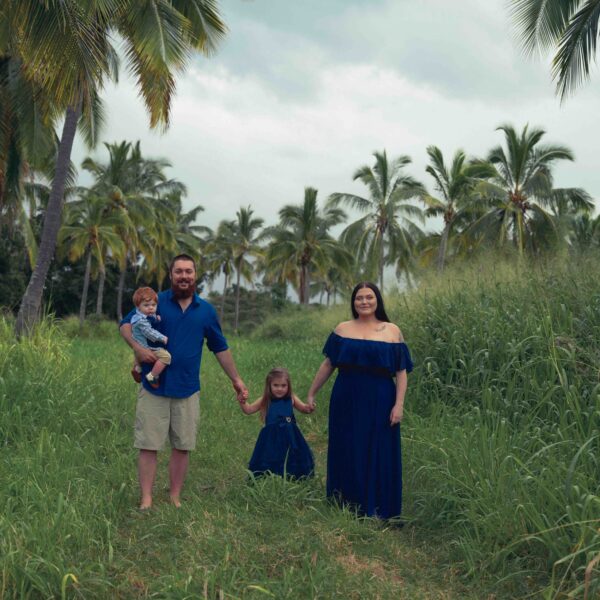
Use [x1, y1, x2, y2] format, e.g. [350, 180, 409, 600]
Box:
[241, 367, 315, 479]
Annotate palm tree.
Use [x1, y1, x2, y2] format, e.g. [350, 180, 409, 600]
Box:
[82, 140, 186, 319]
[266, 187, 351, 305]
[470, 124, 591, 255]
[204, 221, 236, 322]
[0, 54, 81, 271]
[310, 264, 353, 306]
[138, 192, 207, 290]
[571, 213, 600, 252]
[528, 187, 594, 252]
[422, 146, 484, 272]
[230, 206, 264, 332]
[58, 196, 125, 326]
[329, 151, 425, 294]
[12, 1, 226, 335]
[510, 0, 600, 99]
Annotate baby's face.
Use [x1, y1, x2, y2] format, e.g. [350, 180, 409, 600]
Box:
[270, 377, 289, 399]
[139, 299, 157, 316]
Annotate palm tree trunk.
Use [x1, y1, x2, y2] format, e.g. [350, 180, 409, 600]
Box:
[517, 211, 524, 256]
[96, 267, 106, 316]
[299, 267, 306, 305]
[15, 103, 81, 336]
[220, 272, 228, 322]
[80, 250, 92, 327]
[379, 245, 385, 296]
[326, 289, 331, 306]
[116, 266, 126, 321]
[234, 268, 241, 331]
[437, 222, 451, 272]
[299, 265, 310, 305]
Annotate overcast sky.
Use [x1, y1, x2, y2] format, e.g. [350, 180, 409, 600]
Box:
[72, 0, 600, 231]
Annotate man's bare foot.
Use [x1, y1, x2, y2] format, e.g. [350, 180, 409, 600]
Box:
[169, 495, 181, 508]
[139, 496, 152, 511]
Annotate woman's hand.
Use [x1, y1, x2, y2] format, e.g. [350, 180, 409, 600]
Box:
[307, 394, 316, 411]
[390, 403, 403, 426]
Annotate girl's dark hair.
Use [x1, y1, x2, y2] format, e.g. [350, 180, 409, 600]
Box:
[350, 282, 390, 322]
[259, 367, 293, 422]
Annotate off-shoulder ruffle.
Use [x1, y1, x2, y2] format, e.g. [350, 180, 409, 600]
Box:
[323, 332, 413, 374]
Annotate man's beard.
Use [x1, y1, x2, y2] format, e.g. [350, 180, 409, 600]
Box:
[171, 280, 196, 299]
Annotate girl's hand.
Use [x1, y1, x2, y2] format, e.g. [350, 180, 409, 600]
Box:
[390, 404, 403, 426]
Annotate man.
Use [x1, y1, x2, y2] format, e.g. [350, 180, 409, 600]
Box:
[120, 254, 248, 509]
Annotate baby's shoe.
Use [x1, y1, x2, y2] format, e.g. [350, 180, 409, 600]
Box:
[131, 366, 142, 383]
[146, 373, 160, 389]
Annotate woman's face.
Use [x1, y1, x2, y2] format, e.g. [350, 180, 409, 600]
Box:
[270, 377, 289, 399]
[354, 287, 377, 317]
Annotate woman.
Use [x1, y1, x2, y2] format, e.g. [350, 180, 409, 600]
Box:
[307, 282, 413, 519]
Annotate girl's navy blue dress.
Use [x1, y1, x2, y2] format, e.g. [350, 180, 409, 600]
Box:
[248, 396, 314, 479]
[323, 332, 413, 519]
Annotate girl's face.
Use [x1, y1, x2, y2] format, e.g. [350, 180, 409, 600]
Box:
[354, 287, 377, 317]
[270, 377, 289, 399]
[139, 299, 157, 316]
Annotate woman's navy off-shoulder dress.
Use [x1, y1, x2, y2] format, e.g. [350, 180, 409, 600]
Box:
[323, 332, 413, 519]
[248, 396, 314, 479]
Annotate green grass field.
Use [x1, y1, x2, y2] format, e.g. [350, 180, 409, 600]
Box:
[1, 255, 599, 598]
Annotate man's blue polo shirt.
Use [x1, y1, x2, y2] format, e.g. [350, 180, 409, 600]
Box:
[121, 290, 228, 398]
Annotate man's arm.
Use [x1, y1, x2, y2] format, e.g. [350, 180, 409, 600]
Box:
[214, 349, 248, 404]
[120, 323, 157, 364]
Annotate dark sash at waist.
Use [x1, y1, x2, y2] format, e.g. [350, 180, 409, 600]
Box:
[265, 414, 296, 426]
[337, 364, 393, 378]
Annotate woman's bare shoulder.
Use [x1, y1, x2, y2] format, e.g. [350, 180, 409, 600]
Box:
[334, 321, 354, 335]
[387, 322, 404, 342]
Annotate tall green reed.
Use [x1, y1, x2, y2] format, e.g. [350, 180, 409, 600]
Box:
[389, 255, 600, 598]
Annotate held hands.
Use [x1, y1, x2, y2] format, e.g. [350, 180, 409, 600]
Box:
[298, 402, 315, 414]
[306, 394, 316, 412]
[232, 378, 249, 404]
[390, 403, 403, 426]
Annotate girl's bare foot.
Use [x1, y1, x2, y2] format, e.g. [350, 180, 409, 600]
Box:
[169, 495, 181, 508]
[140, 496, 152, 510]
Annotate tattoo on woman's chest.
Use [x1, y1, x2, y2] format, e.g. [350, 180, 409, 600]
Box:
[374, 324, 386, 332]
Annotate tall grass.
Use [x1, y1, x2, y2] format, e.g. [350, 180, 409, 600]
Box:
[0, 316, 476, 597]
[387, 255, 600, 598]
[1, 254, 598, 598]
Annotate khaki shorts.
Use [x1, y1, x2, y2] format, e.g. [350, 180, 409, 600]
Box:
[134, 387, 199, 450]
[152, 348, 172, 365]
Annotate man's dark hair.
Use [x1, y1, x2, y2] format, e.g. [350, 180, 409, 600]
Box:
[169, 254, 196, 273]
[350, 281, 390, 322]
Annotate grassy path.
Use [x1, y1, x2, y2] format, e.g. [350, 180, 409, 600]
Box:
[0, 330, 489, 598]
[97, 336, 485, 598]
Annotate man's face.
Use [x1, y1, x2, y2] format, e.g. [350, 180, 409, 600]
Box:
[170, 260, 196, 298]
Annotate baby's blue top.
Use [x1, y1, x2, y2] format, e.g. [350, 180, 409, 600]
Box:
[131, 309, 167, 349]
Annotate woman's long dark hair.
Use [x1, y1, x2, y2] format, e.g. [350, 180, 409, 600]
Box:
[350, 282, 390, 322]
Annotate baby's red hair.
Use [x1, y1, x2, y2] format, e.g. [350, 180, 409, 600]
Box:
[132, 287, 158, 307]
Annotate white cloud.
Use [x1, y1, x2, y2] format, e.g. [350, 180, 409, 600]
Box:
[71, 0, 600, 240]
